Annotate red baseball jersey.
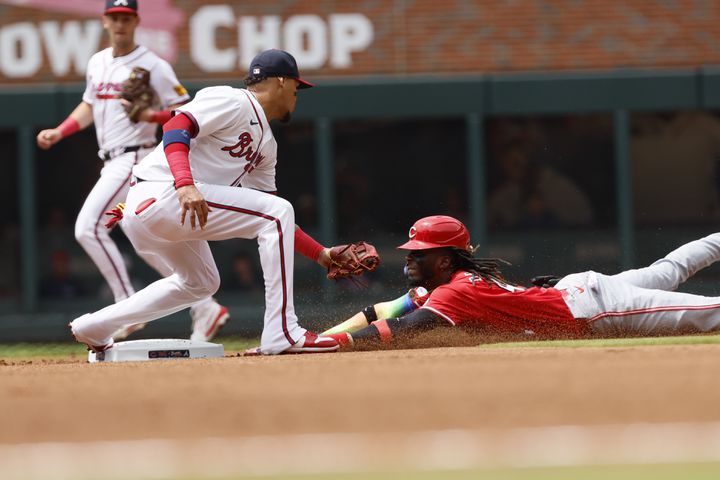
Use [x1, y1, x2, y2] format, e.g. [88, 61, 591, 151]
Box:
[421, 271, 587, 337]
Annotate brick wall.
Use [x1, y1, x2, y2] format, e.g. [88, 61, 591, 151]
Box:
[1, 0, 719, 84]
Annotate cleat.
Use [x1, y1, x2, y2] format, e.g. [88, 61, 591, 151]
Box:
[112, 322, 147, 341]
[242, 332, 339, 356]
[284, 331, 339, 353]
[190, 301, 230, 342]
[70, 319, 114, 354]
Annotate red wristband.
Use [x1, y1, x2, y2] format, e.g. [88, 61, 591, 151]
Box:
[294, 227, 326, 261]
[371, 319, 393, 343]
[150, 110, 173, 124]
[57, 117, 80, 138]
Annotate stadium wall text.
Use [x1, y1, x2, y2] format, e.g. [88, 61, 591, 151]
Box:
[1, 0, 720, 83]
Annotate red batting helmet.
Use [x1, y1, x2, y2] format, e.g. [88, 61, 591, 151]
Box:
[397, 215, 471, 251]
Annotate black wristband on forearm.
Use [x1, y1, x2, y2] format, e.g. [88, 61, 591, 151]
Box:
[361, 305, 377, 323]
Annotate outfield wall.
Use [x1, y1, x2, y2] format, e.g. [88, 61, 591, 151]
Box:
[4, 69, 720, 341]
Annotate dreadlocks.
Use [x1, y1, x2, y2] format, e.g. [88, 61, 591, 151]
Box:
[243, 74, 265, 88]
[450, 248, 514, 286]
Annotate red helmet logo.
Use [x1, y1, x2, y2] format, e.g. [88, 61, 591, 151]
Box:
[397, 215, 471, 251]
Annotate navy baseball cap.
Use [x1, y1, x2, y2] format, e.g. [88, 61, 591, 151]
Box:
[248, 49, 314, 89]
[105, 0, 138, 15]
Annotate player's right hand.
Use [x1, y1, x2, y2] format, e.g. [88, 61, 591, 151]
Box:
[176, 185, 212, 230]
[36, 129, 62, 150]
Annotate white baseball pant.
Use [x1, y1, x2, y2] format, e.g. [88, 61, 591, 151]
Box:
[74, 150, 143, 301]
[556, 232, 720, 335]
[73, 149, 217, 314]
[71, 180, 306, 354]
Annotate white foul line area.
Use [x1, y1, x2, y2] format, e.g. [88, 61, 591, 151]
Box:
[3, 422, 720, 479]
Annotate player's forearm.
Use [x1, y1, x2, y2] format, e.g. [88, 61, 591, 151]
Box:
[322, 288, 429, 335]
[57, 102, 93, 138]
[341, 309, 444, 347]
[294, 226, 327, 263]
[162, 113, 196, 188]
[146, 101, 188, 124]
[70, 101, 94, 129]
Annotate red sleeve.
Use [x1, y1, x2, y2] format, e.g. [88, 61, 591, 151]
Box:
[150, 110, 173, 124]
[294, 227, 326, 261]
[163, 112, 196, 136]
[163, 114, 197, 189]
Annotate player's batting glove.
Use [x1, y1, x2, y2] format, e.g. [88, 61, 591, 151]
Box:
[326, 241, 381, 281]
[120, 67, 156, 123]
[530, 275, 561, 288]
[104, 203, 125, 229]
[409, 287, 430, 307]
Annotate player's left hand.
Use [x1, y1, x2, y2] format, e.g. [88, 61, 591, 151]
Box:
[176, 185, 211, 230]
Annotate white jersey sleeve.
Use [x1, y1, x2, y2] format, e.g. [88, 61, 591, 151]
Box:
[150, 59, 190, 108]
[81, 53, 99, 105]
[179, 87, 244, 139]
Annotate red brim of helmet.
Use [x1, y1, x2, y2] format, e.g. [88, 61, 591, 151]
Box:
[397, 239, 447, 250]
[296, 78, 315, 89]
[105, 7, 137, 14]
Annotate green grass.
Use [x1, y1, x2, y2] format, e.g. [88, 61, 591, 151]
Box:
[2, 334, 720, 360]
[0, 336, 260, 359]
[482, 334, 720, 349]
[177, 462, 720, 480]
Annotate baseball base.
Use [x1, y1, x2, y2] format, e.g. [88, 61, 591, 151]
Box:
[87, 339, 224, 363]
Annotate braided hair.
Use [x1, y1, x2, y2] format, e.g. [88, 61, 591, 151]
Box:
[243, 74, 265, 88]
[450, 247, 514, 286]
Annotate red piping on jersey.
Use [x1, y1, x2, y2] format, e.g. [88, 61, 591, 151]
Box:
[206, 200, 295, 346]
[588, 302, 720, 323]
[229, 91, 266, 187]
[242, 90, 264, 138]
[94, 156, 135, 299]
[96, 94, 120, 99]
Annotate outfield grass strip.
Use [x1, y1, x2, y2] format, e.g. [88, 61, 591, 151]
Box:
[482, 334, 720, 349]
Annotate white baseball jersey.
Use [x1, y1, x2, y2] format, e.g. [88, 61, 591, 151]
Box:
[83, 45, 190, 151]
[134, 86, 278, 192]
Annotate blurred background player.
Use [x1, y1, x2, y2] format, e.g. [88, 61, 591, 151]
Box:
[70, 49, 378, 355]
[35, 0, 229, 342]
[326, 215, 720, 348]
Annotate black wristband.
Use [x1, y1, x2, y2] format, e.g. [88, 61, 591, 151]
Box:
[361, 305, 377, 323]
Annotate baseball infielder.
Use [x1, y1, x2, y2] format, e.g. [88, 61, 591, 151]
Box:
[37, 0, 229, 341]
[324, 215, 720, 347]
[70, 49, 344, 355]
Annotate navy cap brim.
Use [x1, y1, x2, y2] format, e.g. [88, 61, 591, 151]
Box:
[105, 7, 137, 14]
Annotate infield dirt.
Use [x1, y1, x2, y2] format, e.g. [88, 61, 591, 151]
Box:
[2, 343, 720, 445]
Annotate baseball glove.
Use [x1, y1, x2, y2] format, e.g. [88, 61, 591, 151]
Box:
[327, 242, 380, 280]
[120, 67, 155, 122]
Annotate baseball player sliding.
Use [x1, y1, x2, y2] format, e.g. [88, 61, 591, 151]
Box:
[37, 0, 229, 342]
[70, 48, 379, 355]
[325, 215, 720, 348]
